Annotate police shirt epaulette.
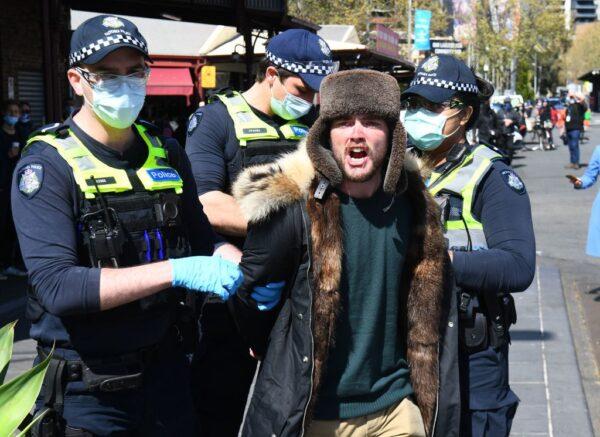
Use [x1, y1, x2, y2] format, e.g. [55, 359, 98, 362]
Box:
[207, 86, 235, 103]
[28, 122, 70, 141]
[137, 119, 161, 136]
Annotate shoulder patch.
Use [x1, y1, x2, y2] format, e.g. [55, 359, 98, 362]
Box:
[17, 163, 44, 198]
[187, 112, 203, 136]
[501, 169, 525, 194]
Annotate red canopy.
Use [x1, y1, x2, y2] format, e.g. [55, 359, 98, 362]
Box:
[147, 67, 194, 97]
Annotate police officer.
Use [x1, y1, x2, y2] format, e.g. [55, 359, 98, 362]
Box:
[401, 55, 536, 437]
[12, 15, 242, 435]
[185, 29, 336, 435]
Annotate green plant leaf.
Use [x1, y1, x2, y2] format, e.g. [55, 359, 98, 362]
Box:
[0, 320, 17, 385]
[15, 407, 50, 437]
[0, 349, 52, 437]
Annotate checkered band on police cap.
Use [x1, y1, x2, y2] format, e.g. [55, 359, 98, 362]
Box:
[266, 50, 335, 76]
[69, 33, 148, 66]
[409, 76, 479, 94]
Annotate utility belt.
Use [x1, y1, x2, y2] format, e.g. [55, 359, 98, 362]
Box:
[29, 330, 178, 437]
[37, 338, 166, 393]
[458, 289, 517, 353]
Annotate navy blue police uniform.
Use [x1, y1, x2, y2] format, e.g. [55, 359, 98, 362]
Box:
[11, 15, 219, 436]
[431, 143, 535, 437]
[186, 97, 304, 434]
[185, 29, 335, 437]
[14, 116, 216, 436]
[402, 55, 536, 437]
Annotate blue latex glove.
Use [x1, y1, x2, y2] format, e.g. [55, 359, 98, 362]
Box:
[251, 281, 286, 311]
[169, 256, 243, 300]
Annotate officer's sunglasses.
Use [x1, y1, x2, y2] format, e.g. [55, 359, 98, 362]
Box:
[402, 96, 465, 113]
[75, 66, 150, 88]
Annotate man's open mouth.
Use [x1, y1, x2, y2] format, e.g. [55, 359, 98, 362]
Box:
[347, 147, 369, 166]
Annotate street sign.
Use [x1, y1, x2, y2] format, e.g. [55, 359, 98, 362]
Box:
[201, 65, 216, 89]
[413, 9, 432, 51]
[375, 24, 400, 59]
[431, 40, 464, 55]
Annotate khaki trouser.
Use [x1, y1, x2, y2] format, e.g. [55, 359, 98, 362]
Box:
[306, 397, 426, 437]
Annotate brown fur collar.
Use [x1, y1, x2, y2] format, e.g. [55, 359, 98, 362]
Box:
[233, 144, 447, 435]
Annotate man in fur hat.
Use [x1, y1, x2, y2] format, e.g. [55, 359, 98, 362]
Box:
[227, 70, 460, 436]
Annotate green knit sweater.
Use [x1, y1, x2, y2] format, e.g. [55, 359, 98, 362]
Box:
[314, 189, 414, 420]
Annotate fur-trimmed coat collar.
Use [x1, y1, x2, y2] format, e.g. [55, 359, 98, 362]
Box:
[234, 143, 450, 436]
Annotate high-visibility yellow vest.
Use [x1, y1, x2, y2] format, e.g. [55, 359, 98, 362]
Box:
[26, 123, 183, 199]
[213, 91, 309, 147]
[427, 145, 502, 249]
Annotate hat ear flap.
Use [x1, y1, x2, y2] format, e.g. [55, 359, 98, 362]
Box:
[383, 121, 408, 195]
[306, 117, 343, 187]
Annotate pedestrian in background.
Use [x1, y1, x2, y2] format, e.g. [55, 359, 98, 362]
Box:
[564, 93, 586, 169]
[0, 99, 27, 277]
[17, 100, 34, 139]
[567, 145, 600, 257]
[539, 100, 556, 150]
[402, 54, 536, 437]
[475, 98, 500, 147]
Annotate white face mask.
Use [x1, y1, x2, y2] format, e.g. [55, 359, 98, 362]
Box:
[270, 76, 312, 120]
[84, 76, 146, 129]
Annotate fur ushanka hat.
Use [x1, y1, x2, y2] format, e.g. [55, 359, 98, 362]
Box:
[306, 69, 407, 194]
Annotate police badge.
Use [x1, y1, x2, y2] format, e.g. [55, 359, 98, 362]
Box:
[18, 164, 44, 198]
[501, 169, 525, 194]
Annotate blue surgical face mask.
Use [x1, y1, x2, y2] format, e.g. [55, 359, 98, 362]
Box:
[19, 113, 30, 123]
[402, 108, 462, 151]
[4, 115, 19, 126]
[85, 76, 146, 129]
[270, 77, 312, 120]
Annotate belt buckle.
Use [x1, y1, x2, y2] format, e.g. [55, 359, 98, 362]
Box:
[98, 372, 143, 392]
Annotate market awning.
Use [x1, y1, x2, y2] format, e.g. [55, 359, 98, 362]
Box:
[147, 67, 194, 96]
[579, 69, 600, 82]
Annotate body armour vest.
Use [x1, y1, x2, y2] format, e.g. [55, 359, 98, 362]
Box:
[24, 123, 191, 317]
[212, 90, 309, 168]
[427, 144, 502, 251]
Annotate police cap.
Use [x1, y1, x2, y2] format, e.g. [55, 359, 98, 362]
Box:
[69, 15, 149, 67]
[265, 29, 338, 92]
[402, 54, 483, 103]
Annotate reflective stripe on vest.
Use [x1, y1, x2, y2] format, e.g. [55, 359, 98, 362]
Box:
[428, 145, 501, 249]
[26, 123, 183, 199]
[214, 91, 309, 146]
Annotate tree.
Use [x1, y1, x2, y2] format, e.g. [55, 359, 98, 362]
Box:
[513, 0, 570, 96]
[287, 0, 370, 37]
[471, 0, 569, 96]
[563, 22, 600, 83]
[287, 0, 452, 43]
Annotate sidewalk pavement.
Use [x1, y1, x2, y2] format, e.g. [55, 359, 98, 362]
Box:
[510, 119, 600, 436]
[509, 259, 594, 436]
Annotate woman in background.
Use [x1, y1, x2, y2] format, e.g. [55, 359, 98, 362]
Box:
[568, 145, 600, 257]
